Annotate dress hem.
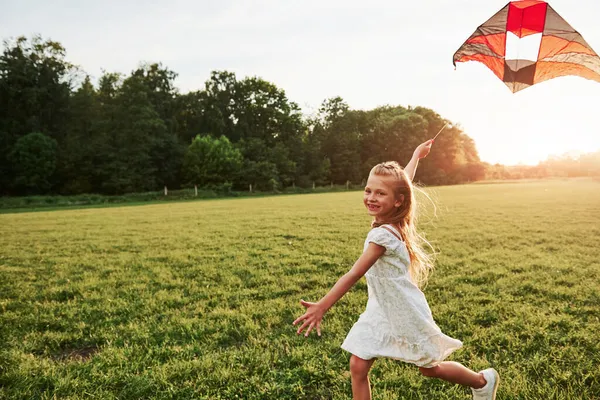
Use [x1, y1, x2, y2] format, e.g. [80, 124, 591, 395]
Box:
[340, 330, 463, 368]
[340, 341, 463, 368]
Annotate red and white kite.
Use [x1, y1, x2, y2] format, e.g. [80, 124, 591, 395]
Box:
[453, 0, 600, 92]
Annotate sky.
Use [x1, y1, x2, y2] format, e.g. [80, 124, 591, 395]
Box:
[1, 0, 599, 165]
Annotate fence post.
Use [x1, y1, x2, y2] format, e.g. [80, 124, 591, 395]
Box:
[164, 186, 168, 196]
[194, 185, 198, 197]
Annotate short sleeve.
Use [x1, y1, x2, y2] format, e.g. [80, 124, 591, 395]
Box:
[366, 227, 397, 252]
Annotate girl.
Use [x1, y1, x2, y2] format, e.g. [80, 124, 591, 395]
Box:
[293, 140, 499, 400]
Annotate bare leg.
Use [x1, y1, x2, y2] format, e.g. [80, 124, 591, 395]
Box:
[350, 355, 376, 400]
[419, 362, 486, 388]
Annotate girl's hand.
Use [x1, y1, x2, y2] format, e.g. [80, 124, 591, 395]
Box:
[413, 139, 434, 159]
[293, 299, 325, 337]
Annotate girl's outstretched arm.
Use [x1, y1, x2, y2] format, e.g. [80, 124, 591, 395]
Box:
[404, 139, 434, 181]
[293, 243, 386, 337]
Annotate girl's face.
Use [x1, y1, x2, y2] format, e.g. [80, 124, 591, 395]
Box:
[363, 174, 403, 222]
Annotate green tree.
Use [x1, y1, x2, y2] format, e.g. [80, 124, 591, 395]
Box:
[183, 135, 242, 188]
[234, 138, 277, 189]
[0, 35, 74, 194]
[88, 72, 123, 193]
[131, 63, 178, 132]
[58, 76, 100, 193]
[317, 98, 362, 184]
[130, 65, 185, 190]
[200, 71, 308, 187]
[233, 76, 305, 145]
[202, 71, 238, 140]
[360, 106, 428, 176]
[9, 132, 58, 194]
[174, 91, 206, 145]
[100, 73, 169, 193]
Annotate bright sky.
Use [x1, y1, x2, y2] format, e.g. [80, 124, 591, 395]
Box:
[2, 0, 599, 165]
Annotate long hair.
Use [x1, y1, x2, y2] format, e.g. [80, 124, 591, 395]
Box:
[369, 161, 435, 288]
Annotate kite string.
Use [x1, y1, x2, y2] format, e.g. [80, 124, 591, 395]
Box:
[433, 123, 448, 141]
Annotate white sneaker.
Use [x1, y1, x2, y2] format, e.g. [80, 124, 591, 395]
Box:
[471, 368, 499, 400]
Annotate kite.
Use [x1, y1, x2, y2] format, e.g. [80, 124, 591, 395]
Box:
[453, 0, 600, 92]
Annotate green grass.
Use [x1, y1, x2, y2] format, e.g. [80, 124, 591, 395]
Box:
[1, 179, 599, 399]
[0, 184, 365, 213]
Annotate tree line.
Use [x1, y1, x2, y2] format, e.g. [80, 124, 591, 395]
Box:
[2, 36, 596, 197]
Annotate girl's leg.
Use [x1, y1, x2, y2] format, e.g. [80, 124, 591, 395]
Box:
[419, 362, 486, 388]
[349, 355, 376, 400]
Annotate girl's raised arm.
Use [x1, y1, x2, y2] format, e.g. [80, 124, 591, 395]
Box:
[404, 139, 433, 181]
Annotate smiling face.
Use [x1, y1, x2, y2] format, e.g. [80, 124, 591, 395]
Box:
[363, 173, 404, 223]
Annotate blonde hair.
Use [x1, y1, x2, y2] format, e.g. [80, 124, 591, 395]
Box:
[369, 161, 435, 288]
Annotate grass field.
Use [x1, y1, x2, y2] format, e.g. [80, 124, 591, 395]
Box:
[1, 179, 599, 399]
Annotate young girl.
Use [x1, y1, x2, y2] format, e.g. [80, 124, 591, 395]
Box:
[293, 140, 499, 400]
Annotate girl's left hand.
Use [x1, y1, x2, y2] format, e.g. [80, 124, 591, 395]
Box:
[414, 139, 434, 159]
[293, 299, 324, 337]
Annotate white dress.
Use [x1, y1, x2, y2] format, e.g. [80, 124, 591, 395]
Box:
[340, 225, 463, 368]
